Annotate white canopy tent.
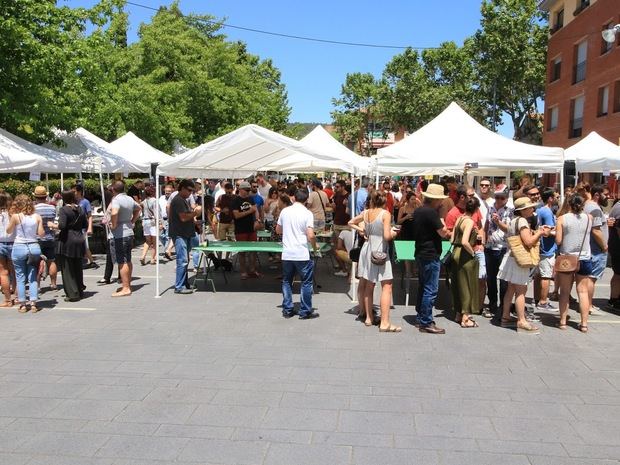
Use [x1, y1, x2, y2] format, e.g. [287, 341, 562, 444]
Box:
[45, 128, 149, 174]
[565, 131, 620, 174]
[263, 125, 369, 174]
[0, 128, 82, 173]
[110, 131, 172, 166]
[74, 128, 149, 174]
[159, 124, 364, 177]
[375, 102, 565, 176]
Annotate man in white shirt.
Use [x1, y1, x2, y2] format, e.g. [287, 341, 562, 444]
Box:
[276, 189, 319, 320]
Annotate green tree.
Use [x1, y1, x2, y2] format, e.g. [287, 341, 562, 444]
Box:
[331, 72, 382, 156]
[470, 0, 548, 140]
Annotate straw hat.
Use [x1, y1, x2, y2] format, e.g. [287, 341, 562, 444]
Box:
[514, 197, 538, 211]
[422, 183, 448, 199]
[33, 186, 48, 198]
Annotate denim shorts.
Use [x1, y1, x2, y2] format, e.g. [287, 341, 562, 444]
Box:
[577, 259, 593, 277]
[589, 252, 607, 280]
[0, 242, 13, 258]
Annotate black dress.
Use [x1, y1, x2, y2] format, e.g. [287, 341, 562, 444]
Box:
[56, 205, 87, 300]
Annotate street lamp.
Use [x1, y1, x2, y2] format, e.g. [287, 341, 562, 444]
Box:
[602, 24, 620, 43]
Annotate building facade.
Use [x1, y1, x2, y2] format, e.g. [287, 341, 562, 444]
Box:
[541, 0, 620, 148]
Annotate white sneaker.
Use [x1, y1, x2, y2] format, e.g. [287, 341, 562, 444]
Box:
[589, 305, 603, 316]
[334, 270, 348, 277]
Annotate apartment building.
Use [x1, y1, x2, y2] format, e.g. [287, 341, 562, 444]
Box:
[540, 0, 620, 148]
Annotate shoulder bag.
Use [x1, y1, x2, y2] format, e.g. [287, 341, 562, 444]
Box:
[554, 215, 590, 273]
[441, 217, 464, 270]
[506, 217, 540, 268]
[366, 210, 388, 266]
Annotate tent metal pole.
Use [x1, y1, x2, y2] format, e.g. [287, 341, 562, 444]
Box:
[350, 171, 357, 304]
[45, 173, 49, 193]
[560, 168, 565, 201]
[60, 173, 64, 192]
[155, 170, 161, 298]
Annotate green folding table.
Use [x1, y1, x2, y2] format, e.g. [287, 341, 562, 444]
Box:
[393, 240, 452, 307]
[192, 241, 332, 291]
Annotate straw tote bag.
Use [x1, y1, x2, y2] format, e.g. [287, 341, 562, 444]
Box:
[506, 218, 540, 268]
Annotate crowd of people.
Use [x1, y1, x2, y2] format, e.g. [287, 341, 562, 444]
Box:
[0, 172, 617, 337]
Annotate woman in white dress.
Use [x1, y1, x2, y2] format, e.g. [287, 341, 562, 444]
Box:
[349, 191, 400, 332]
[498, 197, 550, 333]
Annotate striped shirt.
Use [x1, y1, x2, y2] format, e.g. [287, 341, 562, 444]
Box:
[34, 202, 56, 241]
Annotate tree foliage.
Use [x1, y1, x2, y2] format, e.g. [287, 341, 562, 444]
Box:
[332, 0, 548, 142]
[469, 0, 548, 140]
[0, 1, 290, 151]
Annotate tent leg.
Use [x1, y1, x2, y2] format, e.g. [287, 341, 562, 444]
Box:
[560, 168, 565, 201]
[60, 173, 64, 192]
[155, 172, 161, 298]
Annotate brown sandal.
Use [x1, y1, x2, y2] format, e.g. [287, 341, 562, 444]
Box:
[578, 324, 588, 333]
[0, 300, 13, 308]
[18, 305, 28, 313]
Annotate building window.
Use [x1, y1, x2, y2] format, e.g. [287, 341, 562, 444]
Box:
[614, 81, 620, 113]
[574, 0, 590, 16]
[598, 87, 609, 116]
[570, 96, 584, 138]
[550, 57, 561, 82]
[547, 107, 559, 131]
[552, 9, 564, 33]
[602, 24, 614, 54]
[573, 41, 587, 84]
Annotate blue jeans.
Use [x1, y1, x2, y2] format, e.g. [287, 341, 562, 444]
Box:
[416, 258, 440, 327]
[282, 260, 314, 317]
[11, 242, 41, 303]
[173, 236, 191, 291]
[190, 233, 200, 268]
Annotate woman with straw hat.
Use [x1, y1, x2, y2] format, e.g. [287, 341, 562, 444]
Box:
[498, 197, 550, 333]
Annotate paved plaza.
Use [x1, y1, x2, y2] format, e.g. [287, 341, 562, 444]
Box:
[1, 251, 620, 465]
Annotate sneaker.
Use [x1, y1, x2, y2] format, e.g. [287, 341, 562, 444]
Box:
[174, 288, 194, 295]
[334, 271, 348, 277]
[525, 310, 541, 322]
[536, 301, 557, 311]
[589, 305, 604, 316]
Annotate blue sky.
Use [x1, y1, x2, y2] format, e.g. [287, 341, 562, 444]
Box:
[63, 0, 514, 136]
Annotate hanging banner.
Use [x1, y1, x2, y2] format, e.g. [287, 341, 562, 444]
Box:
[29, 172, 41, 181]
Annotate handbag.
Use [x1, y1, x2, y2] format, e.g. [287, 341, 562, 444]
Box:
[506, 218, 540, 268]
[441, 217, 465, 270]
[554, 215, 590, 273]
[366, 211, 388, 266]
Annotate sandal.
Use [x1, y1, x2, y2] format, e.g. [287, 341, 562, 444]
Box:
[240, 273, 249, 280]
[379, 325, 402, 333]
[0, 300, 13, 308]
[578, 324, 588, 333]
[481, 309, 493, 319]
[139, 258, 147, 266]
[517, 322, 540, 334]
[18, 305, 28, 313]
[248, 271, 262, 278]
[556, 322, 568, 330]
[460, 319, 479, 328]
[30, 305, 40, 313]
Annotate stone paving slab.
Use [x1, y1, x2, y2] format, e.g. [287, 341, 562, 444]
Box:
[0, 253, 619, 464]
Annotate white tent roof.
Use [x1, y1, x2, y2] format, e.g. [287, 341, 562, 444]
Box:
[74, 128, 148, 173]
[110, 131, 172, 166]
[45, 128, 148, 173]
[565, 131, 620, 173]
[263, 125, 369, 174]
[376, 102, 564, 175]
[0, 128, 82, 173]
[159, 124, 363, 177]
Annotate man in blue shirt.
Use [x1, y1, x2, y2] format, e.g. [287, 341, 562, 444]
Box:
[354, 179, 370, 216]
[535, 188, 558, 310]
